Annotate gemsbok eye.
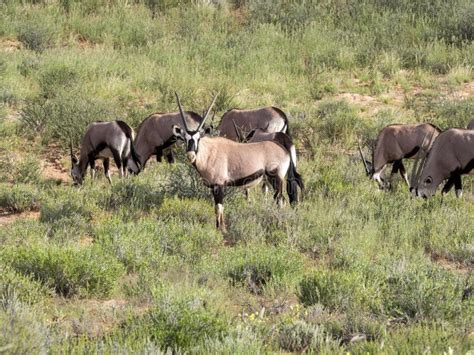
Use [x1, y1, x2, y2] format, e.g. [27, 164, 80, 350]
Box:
[425, 176, 432, 184]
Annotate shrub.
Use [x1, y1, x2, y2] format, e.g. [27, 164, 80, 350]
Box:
[3, 244, 124, 297]
[17, 18, 55, 52]
[0, 183, 40, 213]
[124, 290, 229, 351]
[0, 265, 48, 305]
[221, 245, 304, 294]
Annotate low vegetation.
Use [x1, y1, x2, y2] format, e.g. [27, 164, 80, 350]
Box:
[0, 0, 472, 352]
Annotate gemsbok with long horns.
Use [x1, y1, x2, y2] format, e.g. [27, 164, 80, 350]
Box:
[133, 111, 204, 167]
[70, 120, 141, 185]
[218, 106, 289, 141]
[172, 94, 304, 231]
[358, 123, 441, 189]
[411, 128, 473, 198]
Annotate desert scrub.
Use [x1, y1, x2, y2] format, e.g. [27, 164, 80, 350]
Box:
[220, 244, 304, 294]
[2, 244, 124, 297]
[0, 265, 49, 305]
[157, 197, 214, 225]
[122, 289, 230, 352]
[0, 183, 40, 213]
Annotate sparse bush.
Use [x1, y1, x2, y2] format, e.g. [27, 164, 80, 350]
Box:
[0, 183, 40, 213]
[0, 265, 48, 305]
[124, 289, 229, 351]
[221, 245, 304, 294]
[3, 244, 124, 297]
[17, 18, 55, 52]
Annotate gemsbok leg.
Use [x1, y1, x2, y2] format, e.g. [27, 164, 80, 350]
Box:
[212, 185, 226, 232]
[111, 149, 124, 178]
[89, 158, 96, 180]
[103, 158, 112, 184]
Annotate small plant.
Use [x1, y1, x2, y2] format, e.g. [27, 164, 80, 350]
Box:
[0, 183, 40, 213]
[3, 244, 124, 298]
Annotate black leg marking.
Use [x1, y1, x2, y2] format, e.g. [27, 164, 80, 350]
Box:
[111, 148, 123, 176]
[267, 171, 283, 203]
[103, 158, 111, 183]
[166, 152, 174, 164]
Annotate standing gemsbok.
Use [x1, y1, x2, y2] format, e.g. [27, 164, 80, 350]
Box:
[358, 123, 441, 189]
[411, 128, 474, 198]
[134, 111, 204, 167]
[172, 94, 303, 231]
[70, 120, 141, 185]
[218, 106, 289, 141]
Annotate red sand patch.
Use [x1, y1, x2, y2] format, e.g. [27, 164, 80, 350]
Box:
[0, 210, 40, 226]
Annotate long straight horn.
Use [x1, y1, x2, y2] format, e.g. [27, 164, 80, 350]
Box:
[198, 93, 218, 131]
[70, 138, 74, 159]
[410, 132, 430, 189]
[175, 92, 189, 131]
[414, 129, 437, 187]
[357, 139, 370, 176]
[232, 119, 243, 142]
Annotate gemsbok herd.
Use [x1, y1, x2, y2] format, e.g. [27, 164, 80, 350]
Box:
[70, 94, 474, 230]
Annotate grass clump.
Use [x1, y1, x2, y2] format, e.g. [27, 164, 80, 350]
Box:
[221, 245, 304, 294]
[0, 265, 48, 305]
[123, 289, 230, 352]
[2, 244, 124, 298]
[0, 183, 40, 213]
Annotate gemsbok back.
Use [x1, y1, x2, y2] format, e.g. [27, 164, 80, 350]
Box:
[358, 123, 441, 189]
[218, 106, 289, 141]
[172, 94, 304, 232]
[134, 111, 203, 167]
[411, 128, 474, 198]
[70, 120, 141, 185]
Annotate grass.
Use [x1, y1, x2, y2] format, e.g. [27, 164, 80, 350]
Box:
[0, 0, 472, 352]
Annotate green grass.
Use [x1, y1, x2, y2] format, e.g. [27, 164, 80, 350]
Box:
[0, 0, 472, 352]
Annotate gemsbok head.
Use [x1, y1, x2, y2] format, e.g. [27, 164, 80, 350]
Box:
[70, 120, 141, 185]
[358, 123, 441, 190]
[218, 106, 289, 141]
[411, 128, 473, 198]
[133, 110, 204, 167]
[172, 93, 304, 232]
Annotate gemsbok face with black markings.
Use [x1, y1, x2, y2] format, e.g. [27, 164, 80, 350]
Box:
[134, 111, 204, 167]
[218, 106, 289, 141]
[412, 128, 474, 198]
[467, 118, 474, 130]
[172, 94, 304, 231]
[70, 120, 141, 185]
[358, 123, 441, 189]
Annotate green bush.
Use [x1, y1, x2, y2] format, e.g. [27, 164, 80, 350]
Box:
[3, 244, 124, 297]
[17, 18, 55, 52]
[124, 290, 229, 351]
[0, 265, 48, 305]
[221, 245, 304, 294]
[0, 183, 40, 213]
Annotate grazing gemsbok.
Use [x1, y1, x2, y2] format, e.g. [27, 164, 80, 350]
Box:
[411, 128, 474, 198]
[218, 106, 289, 141]
[359, 123, 441, 189]
[172, 94, 303, 231]
[467, 118, 474, 130]
[134, 111, 203, 167]
[70, 120, 141, 185]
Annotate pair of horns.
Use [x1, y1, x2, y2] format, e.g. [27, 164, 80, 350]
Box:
[410, 130, 436, 190]
[175, 92, 218, 132]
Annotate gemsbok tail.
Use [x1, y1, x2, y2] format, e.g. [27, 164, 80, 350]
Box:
[117, 120, 142, 170]
[287, 159, 304, 205]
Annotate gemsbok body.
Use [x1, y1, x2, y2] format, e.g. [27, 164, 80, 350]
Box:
[134, 111, 203, 167]
[70, 120, 141, 185]
[412, 128, 474, 198]
[218, 106, 289, 141]
[173, 94, 303, 231]
[359, 123, 441, 189]
[467, 118, 474, 130]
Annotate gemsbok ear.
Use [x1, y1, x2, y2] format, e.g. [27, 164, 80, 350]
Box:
[172, 125, 184, 140]
[203, 126, 213, 135]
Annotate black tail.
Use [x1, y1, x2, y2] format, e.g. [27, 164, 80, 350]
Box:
[287, 160, 304, 205]
[116, 120, 142, 171]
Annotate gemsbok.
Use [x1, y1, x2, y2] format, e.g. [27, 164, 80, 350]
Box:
[134, 111, 204, 167]
[70, 120, 141, 185]
[358, 123, 441, 189]
[218, 106, 289, 141]
[172, 93, 303, 231]
[412, 128, 473, 198]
